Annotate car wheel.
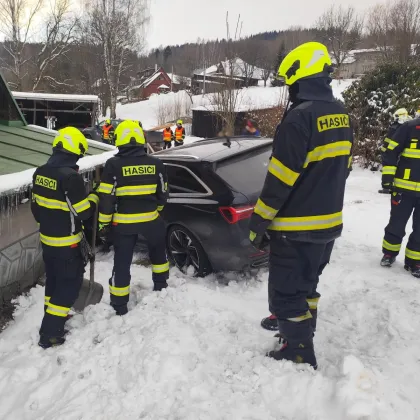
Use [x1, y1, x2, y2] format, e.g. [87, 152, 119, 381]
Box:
[167, 225, 212, 277]
[85, 134, 92, 139]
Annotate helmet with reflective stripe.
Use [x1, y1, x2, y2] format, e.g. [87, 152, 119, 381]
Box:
[53, 127, 88, 156]
[114, 120, 146, 147]
[278, 42, 332, 86]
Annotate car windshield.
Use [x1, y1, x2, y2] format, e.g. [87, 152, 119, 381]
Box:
[215, 146, 271, 197]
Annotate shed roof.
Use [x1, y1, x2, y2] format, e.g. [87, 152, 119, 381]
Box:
[0, 124, 111, 176]
[12, 91, 99, 103]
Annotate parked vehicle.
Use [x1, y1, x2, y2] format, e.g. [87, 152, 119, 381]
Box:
[82, 119, 124, 141]
[153, 136, 272, 276]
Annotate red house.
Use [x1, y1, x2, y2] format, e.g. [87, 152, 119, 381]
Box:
[127, 67, 179, 101]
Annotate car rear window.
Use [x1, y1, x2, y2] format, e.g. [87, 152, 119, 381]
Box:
[215, 146, 271, 195]
[165, 164, 208, 194]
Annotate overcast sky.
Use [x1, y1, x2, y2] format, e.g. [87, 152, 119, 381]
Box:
[147, 0, 384, 50]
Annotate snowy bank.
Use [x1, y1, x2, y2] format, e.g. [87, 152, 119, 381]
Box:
[0, 167, 418, 419]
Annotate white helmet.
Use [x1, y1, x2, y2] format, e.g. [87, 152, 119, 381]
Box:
[393, 108, 410, 124]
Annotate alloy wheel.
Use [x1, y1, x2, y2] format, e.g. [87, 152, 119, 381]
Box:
[169, 229, 200, 275]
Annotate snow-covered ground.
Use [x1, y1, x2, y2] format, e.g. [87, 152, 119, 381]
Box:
[0, 167, 419, 419]
[117, 80, 356, 130]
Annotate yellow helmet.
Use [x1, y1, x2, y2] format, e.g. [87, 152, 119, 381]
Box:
[52, 127, 88, 156]
[105, 119, 111, 124]
[278, 42, 332, 86]
[394, 108, 410, 123]
[114, 120, 145, 147]
[177, 119, 183, 125]
[415, 108, 420, 118]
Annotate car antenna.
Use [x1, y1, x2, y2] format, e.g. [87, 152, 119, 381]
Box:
[223, 134, 231, 148]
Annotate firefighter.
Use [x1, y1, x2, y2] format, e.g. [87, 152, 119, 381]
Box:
[249, 42, 353, 368]
[31, 127, 99, 348]
[97, 120, 169, 315]
[163, 124, 174, 149]
[380, 113, 420, 277]
[174, 119, 185, 146]
[102, 119, 114, 144]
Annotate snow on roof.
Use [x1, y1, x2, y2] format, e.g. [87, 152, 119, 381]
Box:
[167, 73, 191, 85]
[0, 149, 117, 195]
[194, 58, 266, 80]
[12, 91, 99, 103]
[158, 84, 170, 89]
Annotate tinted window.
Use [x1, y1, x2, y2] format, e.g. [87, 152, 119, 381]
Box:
[165, 165, 207, 194]
[215, 147, 271, 196]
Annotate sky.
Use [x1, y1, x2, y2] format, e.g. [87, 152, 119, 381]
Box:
[147, 0, 383, 50]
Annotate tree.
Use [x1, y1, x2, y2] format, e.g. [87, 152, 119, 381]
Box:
[84, 0, 149, 118]
[163, 45, 172, 68]
[316, 5, 364, 78]
[367, 0, 420, 62]
[0, 0, 44, 90]
[154, 48, 160, 65]
[271, 41, 286, 87]
[32, 0, 78, 91]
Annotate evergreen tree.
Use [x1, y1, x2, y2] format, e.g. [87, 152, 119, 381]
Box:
[271, 41, 287, 87]
[163, 46, 172, 69]
[154, 48, 160, 65]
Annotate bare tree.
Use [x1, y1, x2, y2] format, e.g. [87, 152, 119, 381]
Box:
[316, 5, 364, 77]
[0, 0, 43, 90]
[32, 0, 78, 91]
[85, 0, 149, 118]
[367, 0, 420, 62]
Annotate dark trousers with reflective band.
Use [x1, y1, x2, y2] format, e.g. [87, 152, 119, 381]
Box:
[41, 245, 84, 338]
[268, 237, 334, 328]
[110, 218, 169, 305]
[383, 193, 420, 265]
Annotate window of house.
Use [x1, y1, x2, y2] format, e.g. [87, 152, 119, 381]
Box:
[165, 164, 208, 194]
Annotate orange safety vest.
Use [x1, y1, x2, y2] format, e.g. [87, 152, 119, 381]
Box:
[103, 124, 113, 139]
[175, 127, 184, 142]
[163, 128, 173, 142]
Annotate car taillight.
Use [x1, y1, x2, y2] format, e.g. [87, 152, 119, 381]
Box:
[219, 205, 254, 224]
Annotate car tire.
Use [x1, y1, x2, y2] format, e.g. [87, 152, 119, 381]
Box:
[85, 134, 92, 139]
[166, 225, 212, 277]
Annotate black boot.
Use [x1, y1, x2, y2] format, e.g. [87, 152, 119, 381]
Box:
[267, 318, 317, 369]
[404, 263, 420, 278]
[111, 303, 128, 316]
[381, 254, 396, 267]
[38, 334, 66, 349]
[153, 281, 168, 291]
[261, 314, 278, 331]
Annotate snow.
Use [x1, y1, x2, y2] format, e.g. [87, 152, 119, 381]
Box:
[12, 92, 99, 103]
[195, 58, 266, 80]
[158, 84, 170, 89]
[167, 73, 191, 85]
[117, 81, 356, 129]
[0, 167, 419, 419]
[0, 150, 117, 195]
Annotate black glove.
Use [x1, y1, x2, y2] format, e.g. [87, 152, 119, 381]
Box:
[249, 231, 270, 251]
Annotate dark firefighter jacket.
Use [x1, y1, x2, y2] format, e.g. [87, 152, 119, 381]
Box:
[380, 122, 401, 154]
[382, 118, 420, 195]
[97, 147, 168, 234]
[249, 77, 354, 243]
[31, 150, 98, 249]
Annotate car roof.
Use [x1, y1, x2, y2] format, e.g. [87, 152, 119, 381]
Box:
[153, 137, 273, 163]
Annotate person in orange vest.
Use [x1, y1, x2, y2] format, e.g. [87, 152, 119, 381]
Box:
[163, 124, 174, 149]
[174, 119, 185, 147]
[102, 119, 114, 144]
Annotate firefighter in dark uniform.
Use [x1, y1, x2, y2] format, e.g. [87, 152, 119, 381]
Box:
[97, 120, 169, 315]
[379, 108, 411, 194]
[31, 127, 99, 348]
[174, 119, 185, 146]
[380, 115, 420, 277]
[249, 42, 353, 369]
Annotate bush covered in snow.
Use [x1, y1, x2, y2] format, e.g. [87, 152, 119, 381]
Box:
[343, 62, 420, 168]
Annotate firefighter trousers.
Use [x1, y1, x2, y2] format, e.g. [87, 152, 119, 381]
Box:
[40, 246, 84, 338]
[382, 193, 420, 266]
[163, 141, 172, 149]
[110, 218, 169, 306]
[268, 237, 334, 336]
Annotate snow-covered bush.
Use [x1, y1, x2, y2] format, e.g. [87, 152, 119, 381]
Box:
[343, 62, 420, 168]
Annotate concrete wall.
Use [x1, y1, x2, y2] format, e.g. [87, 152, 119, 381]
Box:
[0, 201, 43, 304]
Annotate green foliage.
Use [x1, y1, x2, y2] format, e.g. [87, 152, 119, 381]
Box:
[343, 61, 420, 167]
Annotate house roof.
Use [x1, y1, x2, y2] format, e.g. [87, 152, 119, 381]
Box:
[167, 73, 191, 85]
[194, 58, 265, 80]
[12, 91, 99, 103]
